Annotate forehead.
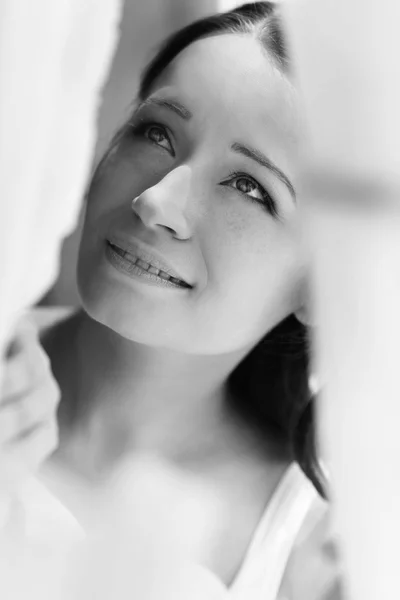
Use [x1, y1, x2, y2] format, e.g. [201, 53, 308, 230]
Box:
[152, 34, 300, 155]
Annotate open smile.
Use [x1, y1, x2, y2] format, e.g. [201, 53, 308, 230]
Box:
[105, 240, 192, 289]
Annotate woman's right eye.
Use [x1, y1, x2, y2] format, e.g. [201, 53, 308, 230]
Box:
[142, 123, 175, 155]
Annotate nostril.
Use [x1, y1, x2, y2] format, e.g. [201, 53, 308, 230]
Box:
[162, 224, 189, 241]
[131, 189, 190, 240]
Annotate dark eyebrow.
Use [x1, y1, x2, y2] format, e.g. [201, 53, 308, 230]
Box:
[231, 142, 296, 201]
[137, 97, 192, 120]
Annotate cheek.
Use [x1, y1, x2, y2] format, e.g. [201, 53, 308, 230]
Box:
[86, 140, 170, 220]
[85, 162, 129, 222]
[199, 207, 304, 335]
[204, 202, 284, 280]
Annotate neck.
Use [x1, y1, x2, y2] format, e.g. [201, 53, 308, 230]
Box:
[55, 311, 260, 475]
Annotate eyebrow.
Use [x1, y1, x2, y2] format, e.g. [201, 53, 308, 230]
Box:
[231, 142, 296, 201]
[137, 97, 193, 120]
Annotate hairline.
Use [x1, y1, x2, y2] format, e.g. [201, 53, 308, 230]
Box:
[139, 22, 286, 101]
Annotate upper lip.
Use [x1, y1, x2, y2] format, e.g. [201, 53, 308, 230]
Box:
[106, 235, 193, 287]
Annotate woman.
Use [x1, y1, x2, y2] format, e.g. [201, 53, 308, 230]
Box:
[37, 2, 338, 597]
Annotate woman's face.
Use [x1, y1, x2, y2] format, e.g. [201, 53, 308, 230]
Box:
[78, 33, 304, 354]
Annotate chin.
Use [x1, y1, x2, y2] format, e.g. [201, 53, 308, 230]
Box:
[77, 277, 183, 349]
[77, 259, 255, 356]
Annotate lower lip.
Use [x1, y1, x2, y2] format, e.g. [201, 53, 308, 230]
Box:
[104, 242, 190, 290]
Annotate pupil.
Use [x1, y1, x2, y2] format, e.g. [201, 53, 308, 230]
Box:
[150, 127, 164, 142]
[237, 178, 253, 193]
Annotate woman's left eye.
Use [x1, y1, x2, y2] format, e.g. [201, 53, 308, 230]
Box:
[221, 173, 278, 216]
[229, 175, 264, 200]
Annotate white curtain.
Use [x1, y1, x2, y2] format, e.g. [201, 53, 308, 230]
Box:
[0, 0, 121, 355]
[284, 1, 400, 599]
[0, 0, 121, 539]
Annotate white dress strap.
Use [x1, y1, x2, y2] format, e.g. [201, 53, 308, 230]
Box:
[230, 462, 317, 600]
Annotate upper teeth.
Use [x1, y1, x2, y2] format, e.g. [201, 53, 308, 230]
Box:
[111, 244, 188, 287]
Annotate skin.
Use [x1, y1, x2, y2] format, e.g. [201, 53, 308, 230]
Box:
[78, 35, 303, 354]
[42, 33, 309, 585]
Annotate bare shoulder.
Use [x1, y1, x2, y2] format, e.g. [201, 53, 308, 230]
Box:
[278, 497, 343, 600]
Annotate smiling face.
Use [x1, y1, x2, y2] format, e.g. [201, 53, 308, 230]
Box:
[77, 33, 305, 355]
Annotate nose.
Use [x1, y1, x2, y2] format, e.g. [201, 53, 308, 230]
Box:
[131, 165, 192, 240]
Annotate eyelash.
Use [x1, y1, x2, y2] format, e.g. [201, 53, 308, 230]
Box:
[222, 171, 279, 217]
[129, 120, 278, 218]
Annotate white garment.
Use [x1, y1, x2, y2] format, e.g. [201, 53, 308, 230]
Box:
[230, 462, 318, 600]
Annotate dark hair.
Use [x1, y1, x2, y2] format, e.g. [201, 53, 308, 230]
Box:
[139, 2, 288, 100]
[112, 2, 326, 497]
